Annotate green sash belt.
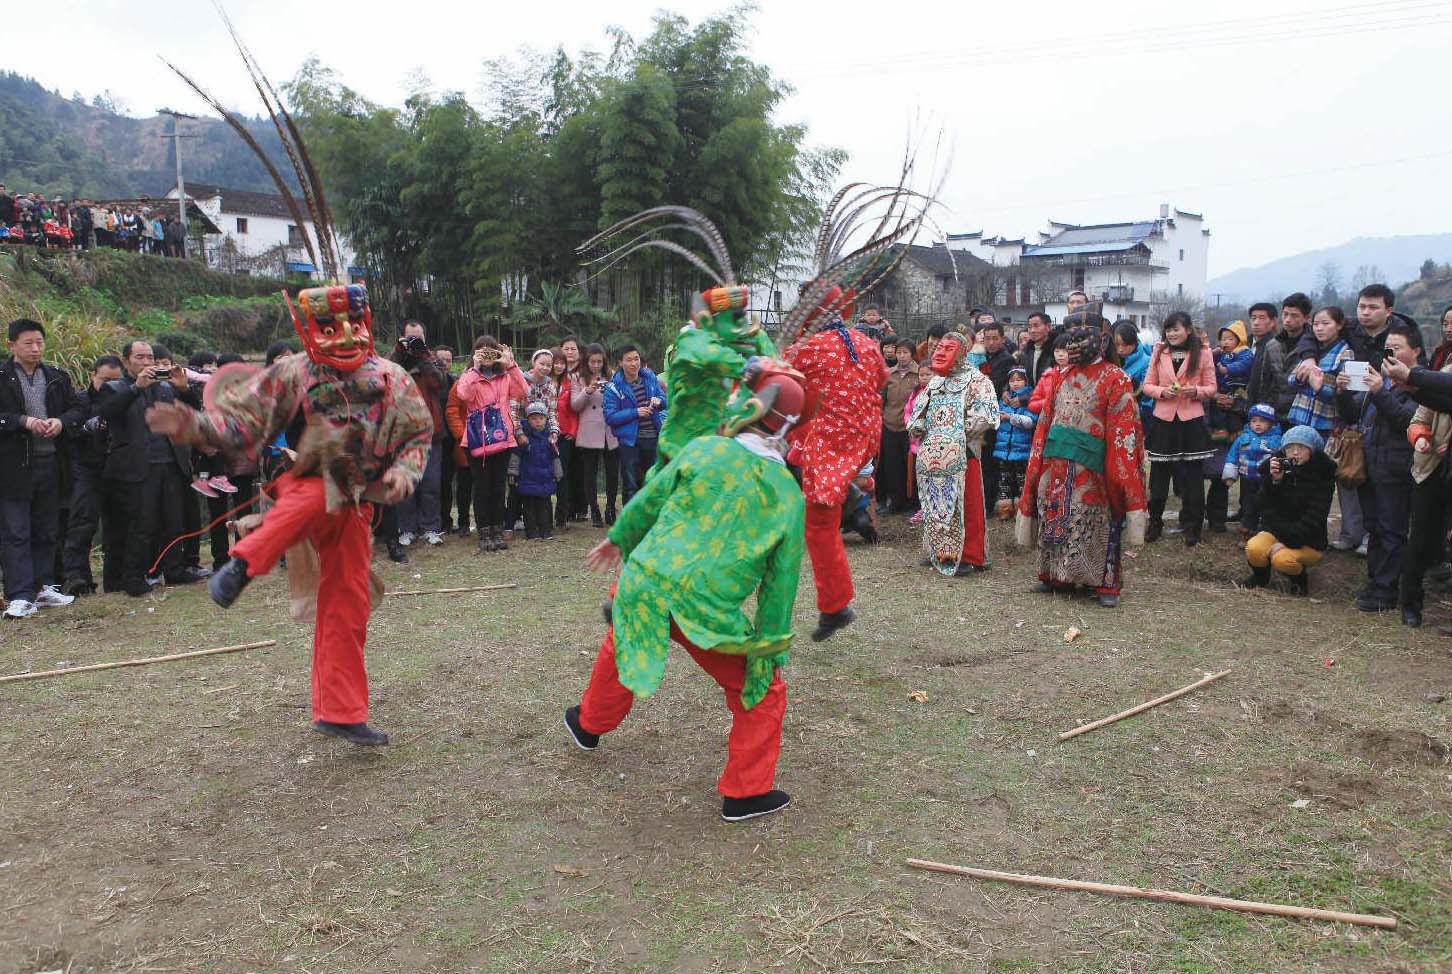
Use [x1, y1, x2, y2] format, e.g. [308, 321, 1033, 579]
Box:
[1044, 425, 1105, 473]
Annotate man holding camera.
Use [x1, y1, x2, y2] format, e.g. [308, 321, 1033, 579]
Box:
[95, 340, 209, 596]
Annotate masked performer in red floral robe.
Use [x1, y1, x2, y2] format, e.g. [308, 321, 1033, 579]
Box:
[1015, 324, 1147, 607]
[783, 303, 888, 640]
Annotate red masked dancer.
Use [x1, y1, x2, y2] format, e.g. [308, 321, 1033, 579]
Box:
[1015, 323, 1147, 608]
[156, 37, 433, 745]
[783, 299, 888, 641]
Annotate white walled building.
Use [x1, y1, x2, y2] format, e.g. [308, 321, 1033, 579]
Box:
[165, 182, 360, 280]
[945, 205, 1210, 328]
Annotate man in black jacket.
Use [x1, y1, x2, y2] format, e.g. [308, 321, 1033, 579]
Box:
[977, 318, 1015, 516]
[1336, 323, 1421, 613]
[59, 354, 124, 595]
[1246, 302, 1294, 426]
[1015, 312, 1058, 389]
[1, 319, 86, 619]
[95, 340, 208, 596]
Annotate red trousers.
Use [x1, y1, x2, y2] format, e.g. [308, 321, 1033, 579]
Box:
[961, 457, 986, 567]
[805, 500, 852, 613]
[578, 621, 786, 799]
[232, 474, 374, 724]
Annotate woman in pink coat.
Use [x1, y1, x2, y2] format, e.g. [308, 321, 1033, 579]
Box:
[449, 336, 528, 552]
[1140, 311, 1218, 545]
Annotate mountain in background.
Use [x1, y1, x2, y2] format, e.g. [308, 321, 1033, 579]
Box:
[1208, 233, 1452, 305]
[0, 72, 295, 199]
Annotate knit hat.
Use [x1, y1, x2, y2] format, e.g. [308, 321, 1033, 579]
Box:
[1007, 366, 1028, 380]
[526, 401, 548, 418]
[1280, 424, 1324, 453]
[1248, 403, 1276, 423]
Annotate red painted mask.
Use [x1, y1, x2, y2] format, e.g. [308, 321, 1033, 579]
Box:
[284, 284, 374, 372]
[930, 336, 964, 376]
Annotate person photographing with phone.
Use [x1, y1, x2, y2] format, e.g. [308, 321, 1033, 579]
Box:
[569, 343, 620, 526]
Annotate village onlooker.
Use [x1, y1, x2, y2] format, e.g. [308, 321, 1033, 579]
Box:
[878, 336, 918, 515]
[1336, 322, 1421, 613]
[96, 340, 210, 595]
[1221, 403, 1282, 537]
[555, 336, 584, 528]
[1277, 293, 1312, 358]
[448, 336, 527, 553]
[508, 402, 562, 540]
[1204, 320, 1251, 532]
[1142, 311, 1217, 546]
[60, 354, 124, 595]
[993, 366, 1036, 519]
[1246, 302, 1293, 427]
[391, 324, 447, 547]
[1432, 305, 1452, 371]
[604, 345, 665, 505]
[1242, 425, 1336, 596]
[1066, 290, 1089, 315]
[1016, 312, 1058, 388]
[570, 343, 619, 526]
[1, 320, 84, 618]
[1287, 306, 1361, 553]
[1111, 320, 1151, 426]
[1387, 346, 1452, 629]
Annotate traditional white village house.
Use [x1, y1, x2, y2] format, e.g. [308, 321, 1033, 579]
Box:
[165, 182, 360, 280]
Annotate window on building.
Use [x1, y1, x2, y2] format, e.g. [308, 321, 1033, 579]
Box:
[1004, 276, 1017, 306]
[1072, 268, 1086, 290]
[1179, 248, 1184, 261]
[772, 290, 782, 311]
[1020, 280, 1031, 305]
[235, 217, 248, 234]
[287, 224, 304, 247]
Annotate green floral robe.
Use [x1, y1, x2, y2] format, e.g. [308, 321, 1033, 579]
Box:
[609, 434, 804, 708]
[654, 326, 776, 470]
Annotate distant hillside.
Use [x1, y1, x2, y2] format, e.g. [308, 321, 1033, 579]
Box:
[1208, 234, 1452, 305]
[0, 71, 296, 199]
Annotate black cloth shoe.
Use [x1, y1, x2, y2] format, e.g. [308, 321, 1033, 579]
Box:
[721, 790, 791, 822]
[953, 561, 991, 576]
[1097, 592, 1120, 608]
[1241, 564, 1271, 589]
[1402, 606, 1423, 628]
[564, 705, 599, 750]
[208, 557, 251, 608]
[387, 542, 408, 563]
[1354, 594, 1396, 613]
[1030, 580, 1055, 594]
[1145, 518, 1163, 543]
[1287, 572, 1310, 597]
[312, 720, 389, 746]
[125, 581, 154, 598]
[811, 606, 855, 642]
[165, 565, 211, 585]
[1183, 524, 1201, 548]
[60, 578, 94, 597]
[1208, 521, 1228, 534]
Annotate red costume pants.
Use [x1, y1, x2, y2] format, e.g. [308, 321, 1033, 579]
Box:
[805, 500, 853, 613]
[961, 457, 986, 567]
[231, 474, 373, 725]
[578, 621, 786, 799]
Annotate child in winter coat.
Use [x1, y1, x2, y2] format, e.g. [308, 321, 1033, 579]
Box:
[1221, 403, 1283, 537]
[1243, 424, 1336, 596]
[993, 367, 1037, 519]
[1210, 320, 1252, 444]
[508, 403, 564, 540]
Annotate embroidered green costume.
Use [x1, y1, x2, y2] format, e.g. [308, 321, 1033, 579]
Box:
[608, 434, 804, 708]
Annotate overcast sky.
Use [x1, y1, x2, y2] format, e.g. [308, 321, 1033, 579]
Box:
[11, 0, 1452, 277]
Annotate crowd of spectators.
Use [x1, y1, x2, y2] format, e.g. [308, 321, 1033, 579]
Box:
[0, 183, 188, 255]
[4, 286, 1451, 637]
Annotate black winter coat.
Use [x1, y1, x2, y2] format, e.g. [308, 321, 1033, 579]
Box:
[1407, 365, 1452, 414]
[1337, 380, 1417, 485]
[95, 375, 197, 482]
[0, 359, 85, 500]
[1255, 451, 1337, 550]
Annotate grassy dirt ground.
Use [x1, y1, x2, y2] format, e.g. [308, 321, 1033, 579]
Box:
[2, 509, 1450, 974]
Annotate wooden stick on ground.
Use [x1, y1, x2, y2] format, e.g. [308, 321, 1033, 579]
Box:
[0, 640, 278, 686]
[904, 860, 1397, 930]
[1058, 668, 1232, 741]
[384, 583, 518, 598]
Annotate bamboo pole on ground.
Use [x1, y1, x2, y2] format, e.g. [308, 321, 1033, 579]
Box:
[384, 583, 518, 598]
[1058, 669, 1232, 741]
[0, 640, 278, 686]
[904, 860, 1397, 930]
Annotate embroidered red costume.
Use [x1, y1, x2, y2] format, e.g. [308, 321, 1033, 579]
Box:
[1015, 327, 1146, 603]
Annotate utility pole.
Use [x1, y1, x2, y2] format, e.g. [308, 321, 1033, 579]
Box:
[158, 109, 198, 260]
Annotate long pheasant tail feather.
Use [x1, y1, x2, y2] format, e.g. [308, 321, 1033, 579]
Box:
[580, 239, 726, 287]
[578, 206, 733, 285]
[161, 56, 322, 274]
[215, 4, 340, 280]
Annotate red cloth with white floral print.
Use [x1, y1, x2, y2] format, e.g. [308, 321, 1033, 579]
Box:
[784, 327, 889, 506]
